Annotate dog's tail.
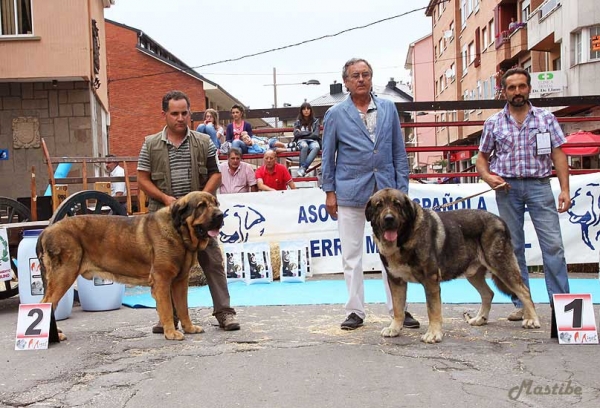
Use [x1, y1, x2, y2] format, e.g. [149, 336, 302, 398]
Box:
[35, 231, 48, 290]
[490, 274, 515, 296]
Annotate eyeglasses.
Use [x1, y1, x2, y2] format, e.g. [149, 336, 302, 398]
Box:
[349, 72, 372, 80]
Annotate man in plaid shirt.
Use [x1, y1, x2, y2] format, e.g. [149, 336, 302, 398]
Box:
[476, 68, 570, 327]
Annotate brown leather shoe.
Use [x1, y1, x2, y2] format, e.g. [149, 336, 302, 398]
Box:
[217, 313, 240, 331]
[152, 317, 180, 334]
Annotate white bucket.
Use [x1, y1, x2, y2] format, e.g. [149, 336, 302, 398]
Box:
[76, 275, 125, 311]
[17, 229, 74, 321]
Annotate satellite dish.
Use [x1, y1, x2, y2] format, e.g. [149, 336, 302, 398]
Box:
[445, 68, 455, 79]
[443, 30, 454, 39]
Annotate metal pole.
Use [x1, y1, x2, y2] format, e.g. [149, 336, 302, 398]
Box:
[273, 67, 278, 129]
[446, 124, 451, 173]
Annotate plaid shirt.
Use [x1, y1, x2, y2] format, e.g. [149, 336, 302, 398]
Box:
[479, 103, 566, 178]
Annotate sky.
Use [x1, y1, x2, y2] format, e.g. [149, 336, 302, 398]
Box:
[105, 0, 432, 110]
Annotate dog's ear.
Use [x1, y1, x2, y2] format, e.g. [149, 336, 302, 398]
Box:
[365, 198, 375, 222]
[171, 198, 193, 230]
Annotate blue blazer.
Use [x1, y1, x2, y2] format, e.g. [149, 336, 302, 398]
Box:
[321, 94, 409, 207]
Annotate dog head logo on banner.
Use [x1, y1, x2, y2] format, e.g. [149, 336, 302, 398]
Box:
[220, 205, 266, 244]
[567, 182, 600, 250]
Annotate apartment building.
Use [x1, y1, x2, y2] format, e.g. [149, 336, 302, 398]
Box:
[404, 34, 438, 173]
[422, 0, 600, 174]
[0, 0, 114, 199]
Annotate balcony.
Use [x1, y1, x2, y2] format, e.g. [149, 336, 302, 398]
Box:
[496, 32, 512, 65]
[509, 25, 528, 58]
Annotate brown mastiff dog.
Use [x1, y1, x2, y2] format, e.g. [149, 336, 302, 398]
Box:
[365, 188, 540, 344]
[37, 191, 223, 341]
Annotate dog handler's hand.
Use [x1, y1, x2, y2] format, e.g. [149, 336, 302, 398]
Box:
[557, 190, 571, 213]
[325, 192, 338, 220]
[485, 174, 509, 191]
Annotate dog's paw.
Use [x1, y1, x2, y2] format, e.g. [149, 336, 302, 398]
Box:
[464, 312, 488, 326]
[183, 324, 205, 334]
[58, 332, 67, 341]
[421, 329, 443, 343]
[381, 324, 402, 337]
[164, 329, 185, 341]
[522, 318, 541, 329]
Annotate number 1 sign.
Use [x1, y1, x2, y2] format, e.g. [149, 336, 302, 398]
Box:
[552, 294, 599, 345]
[15, 303, 52, 350]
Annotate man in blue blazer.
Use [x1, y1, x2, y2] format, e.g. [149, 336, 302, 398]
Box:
[321, 58, 419, 330]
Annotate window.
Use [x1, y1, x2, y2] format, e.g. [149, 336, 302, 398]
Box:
[553, 57, 561, 71]
[461, 45, 468, 74]
[450, 63, 456, 81]
[521, 0, 530, 22]
[468, 41, 475, 64]
[482, 27, 488, 49]
[434, 45, 438, 60]
[590, 25, 600, 60]
[523, 58, 532, 73]
[460, 0, 467, 29]
[489, 19, 495, 45]
[477, 80, 482, 100]
[573, 31, 583, 64]
[439, 38, 444, 56]
[0, 0, 32, 35]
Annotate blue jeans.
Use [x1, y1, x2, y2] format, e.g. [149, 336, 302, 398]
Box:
[231, 139, 248, 154]
[196, 124, 220, 148]
[495, 178, 570, 307]
[297, 139, 320, 170]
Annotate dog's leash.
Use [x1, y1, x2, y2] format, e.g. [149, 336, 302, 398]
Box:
[431, 182, 507, 211]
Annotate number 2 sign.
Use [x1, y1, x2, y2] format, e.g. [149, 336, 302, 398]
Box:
[15, 303, 52, 350]
[553, 294, 599, 345]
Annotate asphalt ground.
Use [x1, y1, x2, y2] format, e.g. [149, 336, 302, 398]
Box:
[0, 274, 599, 408]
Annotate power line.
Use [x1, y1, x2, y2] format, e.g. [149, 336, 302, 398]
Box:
[108, 6, 428, 84]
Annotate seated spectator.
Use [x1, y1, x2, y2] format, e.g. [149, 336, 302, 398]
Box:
[226, 104, 253, 153]
[240, 131, 268, 154]
[255, 150, 296, 191]
[292, 102, 321, 177]
[196, 108, 224, 149]
[105, 154, 127, 197]
[219, 147, 257, 193]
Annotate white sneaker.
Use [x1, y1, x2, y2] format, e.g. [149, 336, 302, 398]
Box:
[297, 167, 306, 177]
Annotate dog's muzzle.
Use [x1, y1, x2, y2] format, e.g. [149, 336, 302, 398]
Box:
[195, 211, 224, 238]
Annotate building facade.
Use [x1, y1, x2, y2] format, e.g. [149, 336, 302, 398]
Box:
[424, 0, 599, 172]
[106, 20, 265, 160]
[0, 0, 114, 199]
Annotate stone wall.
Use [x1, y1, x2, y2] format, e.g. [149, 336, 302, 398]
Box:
[0, 81, 97, 201]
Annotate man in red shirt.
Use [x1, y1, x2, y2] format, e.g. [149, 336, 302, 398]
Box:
[256, 150, 297, 191]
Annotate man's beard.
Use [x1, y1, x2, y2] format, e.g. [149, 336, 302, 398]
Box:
[508, 95, 528, 107]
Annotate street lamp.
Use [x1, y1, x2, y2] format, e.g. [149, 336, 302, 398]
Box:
[265, 67, 320, 128]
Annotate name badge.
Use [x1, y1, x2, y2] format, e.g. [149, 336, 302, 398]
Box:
[536, 132, 551, 155]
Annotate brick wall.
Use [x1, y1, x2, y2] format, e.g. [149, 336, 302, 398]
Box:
[106, 22, 207, 162]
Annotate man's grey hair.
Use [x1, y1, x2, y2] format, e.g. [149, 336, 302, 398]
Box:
[342, 58, 374, 80]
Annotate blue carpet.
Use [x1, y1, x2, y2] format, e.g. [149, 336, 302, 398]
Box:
[122, 278, 600, 308]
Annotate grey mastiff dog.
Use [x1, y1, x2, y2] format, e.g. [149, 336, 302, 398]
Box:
[365, 188, 540, 343]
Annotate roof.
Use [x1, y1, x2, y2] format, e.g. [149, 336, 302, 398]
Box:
[105, 19, 269, 127]
[310, 82, 413, 107]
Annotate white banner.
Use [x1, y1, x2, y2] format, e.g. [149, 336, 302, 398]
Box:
[217, 173, 600, 275]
